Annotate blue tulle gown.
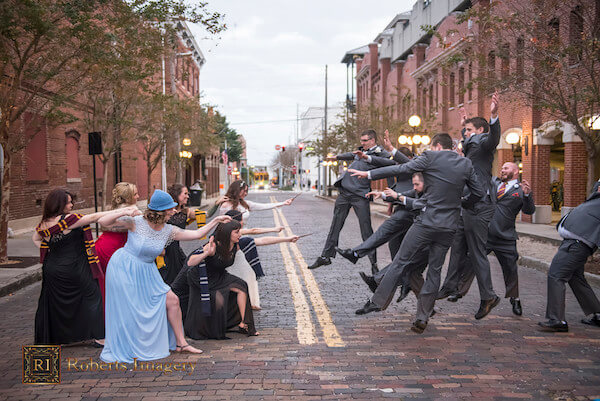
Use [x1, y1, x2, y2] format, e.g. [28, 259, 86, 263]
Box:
[101, 215, 179, 363]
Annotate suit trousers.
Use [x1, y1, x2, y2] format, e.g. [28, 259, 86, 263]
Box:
[446, 235, 520, 299]
[442, 203, 497, 301]
[373, 249, 428, 295]
[371, 223, 455, 322]
[322, 190, 376, 265]
[546, 239, 600, 322]
[353, 209, 413, 259]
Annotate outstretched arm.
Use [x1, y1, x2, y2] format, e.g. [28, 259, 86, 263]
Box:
[173, 215, 232, 241]
[254, 235, 299, 246]
[241, 226, 284, 235]
[482, 91, 501, 152]
[95, 206, 140, 230]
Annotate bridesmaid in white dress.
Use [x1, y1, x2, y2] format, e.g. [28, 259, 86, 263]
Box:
[223, 210, 299, 309]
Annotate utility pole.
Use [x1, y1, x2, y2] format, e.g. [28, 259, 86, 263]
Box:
[324, 65, 329, 195]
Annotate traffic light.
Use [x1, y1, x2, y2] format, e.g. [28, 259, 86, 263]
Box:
[298, 142, 304, 152]
[281, 146, 286, 152]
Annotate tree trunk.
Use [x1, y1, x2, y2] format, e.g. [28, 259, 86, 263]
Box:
[588, 155, 596, 196]
[146, 157, 152, 199]
[0, 150, 12, 263]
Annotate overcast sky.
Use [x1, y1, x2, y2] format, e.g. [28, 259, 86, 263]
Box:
[190, 0, 415, 166]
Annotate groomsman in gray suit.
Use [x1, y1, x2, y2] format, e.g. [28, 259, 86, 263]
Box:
[308, 129, 391, 272]
[439, 162, 535, 315]
[438, 92, 502, 320]
[538, 183, 600, 332]
[350, 133, 484, 333]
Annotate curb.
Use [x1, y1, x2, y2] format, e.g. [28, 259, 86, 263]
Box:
[0, 264, 42, 298]
[1, 201, 218, 298]
[516, 232, 562, 246]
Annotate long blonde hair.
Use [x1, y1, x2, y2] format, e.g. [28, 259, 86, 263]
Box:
[111, 182, 137, 210]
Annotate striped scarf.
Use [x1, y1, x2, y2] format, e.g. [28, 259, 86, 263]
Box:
[36, 214, 103, 280]
[238, 237, 265, 278]
[186, 248, 211, 316]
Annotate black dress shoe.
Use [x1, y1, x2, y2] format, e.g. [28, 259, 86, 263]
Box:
[447, 293, 462, 302]
[436, 288, 454, 300]
[474, 295, 500, 319]
[371, 263, 379, 275]
[410, 319, 427, 334]
[355, 300, 381, 315]
[359, 272, 378, 293]
[430, 309, 436, 318]
[510, 297, 522, 316]
[308, 256, 331, 270]
[396, 285, 411, 303]
[538, 320, 569, 332]
[581, 313, 600, 327]
[335, 247, 358, 264]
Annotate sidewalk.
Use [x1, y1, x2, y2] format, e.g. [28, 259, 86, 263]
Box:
[314, 193, 600, 288]
[0, 196, 220, 298]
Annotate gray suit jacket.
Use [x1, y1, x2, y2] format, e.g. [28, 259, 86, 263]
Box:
[557, 191, 600, 249]
[462, 119, 501, 201]
[488, 178, 536, 241]
[369, 150, 484, 230]
[592, 179, 600, 195]
[334, 146, 391, 198]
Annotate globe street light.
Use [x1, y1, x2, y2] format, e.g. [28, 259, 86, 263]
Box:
[408, 114, 421, 128]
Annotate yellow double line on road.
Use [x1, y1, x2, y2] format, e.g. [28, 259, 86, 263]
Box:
[271, 197, 345, 348]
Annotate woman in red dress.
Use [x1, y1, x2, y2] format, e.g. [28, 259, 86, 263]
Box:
[95, 182, 140, 306]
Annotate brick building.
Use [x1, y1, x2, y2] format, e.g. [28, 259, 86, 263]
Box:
[6, 21, 222, 225]
[344, 0, 600, 224]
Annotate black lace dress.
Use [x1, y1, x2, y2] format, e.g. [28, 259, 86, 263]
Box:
[34, 224, 104, 344]
[174, 244, 257, 340]
[160, 211, 188, 285]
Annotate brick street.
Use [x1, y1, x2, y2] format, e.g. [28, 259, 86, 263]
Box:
[1, 192, 599, 400]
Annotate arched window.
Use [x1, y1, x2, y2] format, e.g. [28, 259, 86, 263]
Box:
[569, 6, 584, 64]
[24, 113, 48, 182]
[65, 130, 81, 180]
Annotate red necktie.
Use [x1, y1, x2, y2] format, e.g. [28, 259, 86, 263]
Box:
[497, 182, 506, 199]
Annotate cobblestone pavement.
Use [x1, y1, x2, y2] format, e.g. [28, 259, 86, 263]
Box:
[1, 192, 599, 400]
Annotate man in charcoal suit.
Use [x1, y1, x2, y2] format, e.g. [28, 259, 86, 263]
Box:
[437, 92, 502, 320]
[440, 162, 535, 316]
[349, 133, 484, 333]
[538, 183, 600, 332]
[308, 129, 391, 273]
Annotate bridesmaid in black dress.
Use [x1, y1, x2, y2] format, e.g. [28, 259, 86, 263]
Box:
[32, 188, 136, 345]
[173, 219, 258, 340]
[160, 184, 196, 285]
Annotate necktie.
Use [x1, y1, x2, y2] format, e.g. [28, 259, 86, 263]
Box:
[497, 182, 506, 199]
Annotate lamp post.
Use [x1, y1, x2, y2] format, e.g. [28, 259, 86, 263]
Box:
[397, 114, 430, 154]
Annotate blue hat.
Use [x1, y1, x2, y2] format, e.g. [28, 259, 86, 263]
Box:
[148, 190, 177, 211]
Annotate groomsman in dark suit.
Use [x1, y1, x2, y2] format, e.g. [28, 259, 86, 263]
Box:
[439, 162, 535, 315]
[438, 92, 502, 320]
[349, 133, 484, 333]
[538, 184, 600, 332]
[308, 130, 391, 272]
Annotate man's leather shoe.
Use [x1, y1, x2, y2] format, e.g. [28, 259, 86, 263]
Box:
[436, 288, 454, 300]
[396, 285, 411, 303]
[581, 313, 600, 327]
[355, 300, 381, 315]
[371, 263, 379, 275]
[308, 256, 331, 270]
[447, 293, 462, 302]
[359, 272, 378, 293]
[430, 309, 436, 318]
[538, 320, 569, 332]
[510, 297, 522, 316]
[335, 247, 358, 264]
[410, 319, 427, 334]
[474, 295, 500, 319]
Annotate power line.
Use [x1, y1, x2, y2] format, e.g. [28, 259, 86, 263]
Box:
[229, 116, 324, 126]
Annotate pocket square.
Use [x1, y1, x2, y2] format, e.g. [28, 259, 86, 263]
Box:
[511, 193, 520, 197]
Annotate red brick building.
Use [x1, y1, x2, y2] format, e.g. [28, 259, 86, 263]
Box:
[347, 0, 600, 224]
[7, 21, 221, 225]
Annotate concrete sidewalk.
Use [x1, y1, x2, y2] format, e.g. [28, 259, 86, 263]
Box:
[0, 196, 220, 298]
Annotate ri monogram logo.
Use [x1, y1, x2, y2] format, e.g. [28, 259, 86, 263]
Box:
[22, 345, 61, 384]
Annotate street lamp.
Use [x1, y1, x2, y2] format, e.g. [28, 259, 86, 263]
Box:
[182, 138, 191, 146]
[398, 114, 430, 153]
[408, 114, 421, 128]
[505, 131, 521, 154]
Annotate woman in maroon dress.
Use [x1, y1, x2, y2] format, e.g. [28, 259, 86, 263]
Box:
[94, 182, 140, 306]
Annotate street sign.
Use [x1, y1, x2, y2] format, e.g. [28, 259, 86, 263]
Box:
[227, 166, 232, 174]
[275, 144, 281, 150]
[292, 165, 297, 174]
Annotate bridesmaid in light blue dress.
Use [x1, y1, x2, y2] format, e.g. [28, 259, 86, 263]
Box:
[98, 190, 230, 363]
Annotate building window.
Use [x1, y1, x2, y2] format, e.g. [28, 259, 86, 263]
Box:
[449, 72, 455, 108]
[487, 51, 496, 84]
[500, 44, 510, 80]
[458, 67, 465, 105]
[24, 114, 48, 182]
[468, 63, 473, 101]
[65, 131, 81, 180]
[569, 6, 583, 64]
[549, 17, 560, 39]
[516, 38, 524, 81]
[428, 83, 434, 114]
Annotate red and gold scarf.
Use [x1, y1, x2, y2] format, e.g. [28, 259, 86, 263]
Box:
[36, 214, 103, 280]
